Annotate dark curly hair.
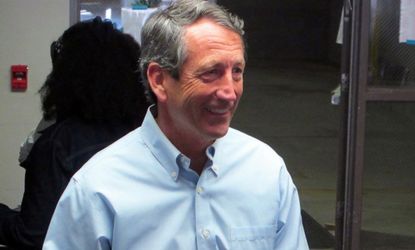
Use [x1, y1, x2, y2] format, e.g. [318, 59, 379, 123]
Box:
[39, 17, 148, 127]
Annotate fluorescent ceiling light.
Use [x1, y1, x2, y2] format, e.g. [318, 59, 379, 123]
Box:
[105, 8, 112, 19]
[80, 9, 93, 16]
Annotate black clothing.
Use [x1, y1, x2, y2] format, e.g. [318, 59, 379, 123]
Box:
[0, 118, 133, 249]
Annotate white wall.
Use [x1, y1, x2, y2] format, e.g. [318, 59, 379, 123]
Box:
[0, 0, 70, 207]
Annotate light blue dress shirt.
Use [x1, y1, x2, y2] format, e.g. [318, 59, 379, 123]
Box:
[43, 108, 309, 250]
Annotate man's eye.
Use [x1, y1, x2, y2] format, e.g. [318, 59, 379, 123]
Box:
[232, 67, 243, 74]
[200, 69, 220, 82]
[206, 69, 219, 75]
[232, 67, 244, 80]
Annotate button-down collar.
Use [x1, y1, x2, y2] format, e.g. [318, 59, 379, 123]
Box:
[205, 145, 219, 176]
[140, 106, 181, 181]
[141, 106, 223, 181]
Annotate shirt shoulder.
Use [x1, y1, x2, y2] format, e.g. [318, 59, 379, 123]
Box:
[71, 126, 148, 182]
[212, 128, 286, 178]
[223, 128, 283, 160]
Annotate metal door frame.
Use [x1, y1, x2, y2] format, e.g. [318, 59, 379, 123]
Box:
[70, 0, 80, 25]
[336, 0, 415, 249]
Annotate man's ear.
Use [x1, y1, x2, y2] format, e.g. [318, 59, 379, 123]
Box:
[147, 62, 167, 102]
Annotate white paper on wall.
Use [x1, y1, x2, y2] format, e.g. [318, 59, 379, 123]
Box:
[400, 0, 415, 44]
[336, 7, 344, 44]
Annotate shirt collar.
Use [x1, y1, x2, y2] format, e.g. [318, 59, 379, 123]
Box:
[140, 105, 222, 180]
[205, 144, 219, 176]
[140, 106, 181, 181]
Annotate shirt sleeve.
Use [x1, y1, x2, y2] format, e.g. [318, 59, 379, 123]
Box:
[43, 177, 113, 250]
[275, 162, 309, 250]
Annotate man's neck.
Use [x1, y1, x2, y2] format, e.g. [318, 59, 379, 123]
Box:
[155, 111, 212, 175]
[170, 135, 211, 175]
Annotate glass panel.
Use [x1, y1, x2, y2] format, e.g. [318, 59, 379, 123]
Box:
[79, 0, 172, 29]
[369, 0, 415, 86]
[361, 102, 415, 249]
[79, 0, 122, 28]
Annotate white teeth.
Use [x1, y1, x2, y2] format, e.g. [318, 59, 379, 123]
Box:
[208, 108, 228, 114]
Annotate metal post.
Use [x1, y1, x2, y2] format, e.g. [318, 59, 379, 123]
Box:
[342, 0, 370, 249]
[70, 0, 80, 25]
[335, 1, 352, 249]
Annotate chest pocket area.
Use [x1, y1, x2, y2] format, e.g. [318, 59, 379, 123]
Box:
[230, 225, 277, 250]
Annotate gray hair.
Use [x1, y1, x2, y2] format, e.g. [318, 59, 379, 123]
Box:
[139, 0, 245, 103]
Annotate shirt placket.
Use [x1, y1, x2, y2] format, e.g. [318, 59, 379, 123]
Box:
[195, 170, 217, 250]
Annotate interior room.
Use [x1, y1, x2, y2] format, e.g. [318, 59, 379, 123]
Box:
[0, 0, 414, 249]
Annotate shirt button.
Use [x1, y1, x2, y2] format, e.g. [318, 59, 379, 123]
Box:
[171, 171, 177, 178]
[202, 229, 210, 239]
[196, 186, 203, 194]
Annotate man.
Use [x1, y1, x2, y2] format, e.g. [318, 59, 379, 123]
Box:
[43, 0, 309, 249]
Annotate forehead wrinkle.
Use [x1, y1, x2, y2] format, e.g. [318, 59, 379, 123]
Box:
[184, 18, 243, 51]
[186, 37, 245, 67]
[180, 18, 245, 78]
[188, 33, 243, 53]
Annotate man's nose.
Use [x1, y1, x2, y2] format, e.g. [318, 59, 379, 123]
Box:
[215, 73, 237, 101]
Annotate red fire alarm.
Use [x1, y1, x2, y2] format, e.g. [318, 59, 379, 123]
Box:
[11, 65, 28, 91]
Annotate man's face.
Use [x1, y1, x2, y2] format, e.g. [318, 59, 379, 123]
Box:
[161, 18, 245, 144]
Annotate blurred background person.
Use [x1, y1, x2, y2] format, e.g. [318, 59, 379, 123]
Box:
[0, 16, 148, 249]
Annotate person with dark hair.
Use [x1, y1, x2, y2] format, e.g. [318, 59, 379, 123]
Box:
[0, 17, 148, 249]
[43, 1, 308, 249]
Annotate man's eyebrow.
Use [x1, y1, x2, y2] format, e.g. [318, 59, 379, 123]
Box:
[203, 58, 245, 68]
[195, 62, 224, 72]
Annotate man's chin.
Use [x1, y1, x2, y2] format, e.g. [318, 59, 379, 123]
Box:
[205, 126, 230, 140]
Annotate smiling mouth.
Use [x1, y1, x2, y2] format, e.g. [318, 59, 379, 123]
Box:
[206, 107, 230, 115]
